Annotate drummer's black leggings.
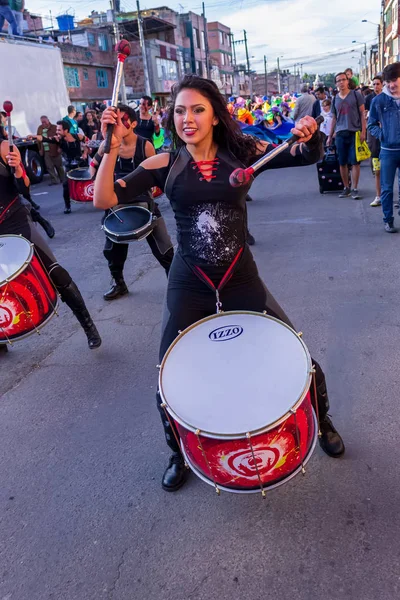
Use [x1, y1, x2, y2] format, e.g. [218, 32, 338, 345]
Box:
[156, 250, 330, 454]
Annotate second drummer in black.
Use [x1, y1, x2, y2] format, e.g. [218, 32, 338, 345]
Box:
[90, 104, 174, 301]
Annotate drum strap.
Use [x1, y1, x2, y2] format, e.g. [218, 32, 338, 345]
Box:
[0, 196, 18, 224]
[192, 247, 244, 313]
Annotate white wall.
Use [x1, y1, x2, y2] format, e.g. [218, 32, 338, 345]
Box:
[0, 40, 70, 136]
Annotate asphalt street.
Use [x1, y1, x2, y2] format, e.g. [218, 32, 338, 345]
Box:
[1, 162, 400, 600]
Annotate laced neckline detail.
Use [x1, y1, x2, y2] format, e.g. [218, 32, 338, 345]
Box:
[191, 158, 219, 182]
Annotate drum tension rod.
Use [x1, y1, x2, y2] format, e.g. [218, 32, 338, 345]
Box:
[246, 433, 266, 499]
[195, 429, 220, 496]
[311, 366, 322, 437]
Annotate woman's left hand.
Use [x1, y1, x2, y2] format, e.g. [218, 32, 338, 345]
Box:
[291, 116, 317, 143]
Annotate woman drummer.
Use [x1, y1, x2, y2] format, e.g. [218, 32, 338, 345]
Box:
[94, 74, 345, 492]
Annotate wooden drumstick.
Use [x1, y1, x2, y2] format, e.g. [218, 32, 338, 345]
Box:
[3, 100, 15, 174]
[104, 39, 131, 154]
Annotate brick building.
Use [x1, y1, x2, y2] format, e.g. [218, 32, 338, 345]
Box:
[207, 21, 234, 95]
[383, 0, 399, 65]
[56, 27, 115, 108]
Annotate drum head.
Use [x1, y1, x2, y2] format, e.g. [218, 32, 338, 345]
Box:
[160, 312, 312, 438]
[105, 206, 152, 234]
[0, 235, 32, 284]
[67, 168, 92, 181]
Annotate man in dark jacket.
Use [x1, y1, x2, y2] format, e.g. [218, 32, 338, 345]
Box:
[312, 86, 328, 118]
[368, 62, 400, 233]
[37, 116, 64, 185]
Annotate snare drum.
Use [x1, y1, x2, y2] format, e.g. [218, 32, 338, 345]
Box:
[102, 205, 156, 244]
[67, 168, 95, 203]
[0, 235, 58, 343]
[159, 311, 317, 495]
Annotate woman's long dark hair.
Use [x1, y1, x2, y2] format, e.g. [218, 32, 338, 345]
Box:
[165, 74, 259, 162]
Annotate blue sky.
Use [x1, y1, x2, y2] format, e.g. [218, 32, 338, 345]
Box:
[28, 0, 381, 74]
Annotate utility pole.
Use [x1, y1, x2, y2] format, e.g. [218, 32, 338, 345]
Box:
[110, 0, 127, 102]
[264, 55, 268, 96]
[136, 0, 151, 97]
[202, 2, 210, 79]
[244, 30, 250, 75]
[230, 33, 237, 65]
[277, 56, 281, 94]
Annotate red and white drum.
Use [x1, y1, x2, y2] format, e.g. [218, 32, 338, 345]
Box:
[67, 168, 94, 203]
[0, 235, 58, 343]
[159, 311, 317, 495]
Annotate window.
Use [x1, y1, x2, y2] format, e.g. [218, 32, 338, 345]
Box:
[159, 44, 167, 59]
[156, 57, 178, 80]
[170, 47, 177, 60]
[196, 60, 203, 76]
[98, 33, 108, 51]
[221, 52, 225, 66]
[227, 33, 231, 47]
[96, 69, 109, 88]
[83, 68, 89, 80]
[219, 31, 224, 45]
[201, 30, 205, 50]
[88, 32, 96, 46]
[193, 27, 200, 49]
[64, 66, 80, 88]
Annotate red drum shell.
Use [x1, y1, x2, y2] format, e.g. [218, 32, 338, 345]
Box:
[0, 253, 58, 342]
[175, 390, 316, 491]
[67, 169, 94, 203]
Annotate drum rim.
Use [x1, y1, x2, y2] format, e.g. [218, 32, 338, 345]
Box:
[0, 234, 34, 285]
[102, 205, 154, 238]
[0, 296, 59, 343]
[67, 168, 93, 181]
[159, 310, 313, 440]
[180, 410, 318, 494]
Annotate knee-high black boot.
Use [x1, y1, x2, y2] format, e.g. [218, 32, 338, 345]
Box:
[58, 281, 102, 349]
[156, 390, 188, 492]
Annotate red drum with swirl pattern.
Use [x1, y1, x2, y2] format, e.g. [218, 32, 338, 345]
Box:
[67, 168, 95, 203]
[0, 235, 58, 343]
[159, 311, 318, 495]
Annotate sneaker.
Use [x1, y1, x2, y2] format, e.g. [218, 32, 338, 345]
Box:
[370, 196, 381, 207]
[394, 201, 399, 208]
[64, 208, 71, 214]
[338, 187, 351, 198]
[351, 189, 362, 199]
[384, 222, 398, 233]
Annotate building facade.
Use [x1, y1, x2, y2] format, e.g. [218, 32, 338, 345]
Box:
[57, 26, 115, 108]
[207, 21, 234, 96]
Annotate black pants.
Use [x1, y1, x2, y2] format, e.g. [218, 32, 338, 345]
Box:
[157, 249, 329, 453]
[103, 204, 174, 279]
[0, 206, 71, 288]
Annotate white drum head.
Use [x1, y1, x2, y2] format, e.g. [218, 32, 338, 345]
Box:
[160, 312, 312, 438]
[0, 235, 33, 284]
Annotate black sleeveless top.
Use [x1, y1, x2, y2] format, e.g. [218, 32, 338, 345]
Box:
[113, 133, 323, 267]
[135, 117, 155, 142]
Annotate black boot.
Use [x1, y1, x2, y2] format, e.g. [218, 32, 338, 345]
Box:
[103, 277, 128, 301]
[319, 415, 345, 457]
[30, 199, 41, 210]
[35, 213, 55, 238]
[0, 344, 8, 354]
[247, 229, 255, 246]
[162, 452, 188, 492]
[59, 281, 102, 349]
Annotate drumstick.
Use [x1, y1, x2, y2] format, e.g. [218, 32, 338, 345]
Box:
[104, 39, 131, 154]
[3, 100, 15, 174]
[229, 115, 324, 187]
[110, 207, 124, 223]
